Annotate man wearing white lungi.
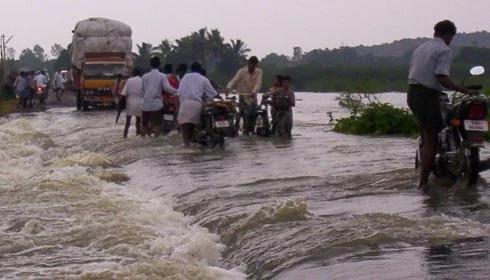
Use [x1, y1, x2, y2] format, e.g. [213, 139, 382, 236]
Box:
[121, 68, 143, 138]
[178, 62, 218, 147]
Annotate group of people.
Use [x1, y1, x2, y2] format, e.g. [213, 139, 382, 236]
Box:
[12, 69, 66, 109]
[119, 55, 296, 145]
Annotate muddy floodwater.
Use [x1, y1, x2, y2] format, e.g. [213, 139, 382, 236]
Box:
[1, 92, 489, 280]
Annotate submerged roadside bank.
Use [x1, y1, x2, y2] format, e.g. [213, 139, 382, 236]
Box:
[0, 98, 17, 117]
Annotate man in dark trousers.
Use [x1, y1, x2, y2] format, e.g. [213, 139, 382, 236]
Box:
[407, 20, 472, 190]
[141, 57, 177, 137]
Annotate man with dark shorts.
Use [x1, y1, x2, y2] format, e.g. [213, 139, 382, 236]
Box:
[408, 20, 471, 189]
[141, 57, 177, 137]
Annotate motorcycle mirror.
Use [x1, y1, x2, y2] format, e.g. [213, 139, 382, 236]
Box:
[470, 66, 485, 76]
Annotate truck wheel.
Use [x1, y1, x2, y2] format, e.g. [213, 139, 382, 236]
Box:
[82, 101, 89, 111]
[467, 147, 480, 186]
[76, 91, 82, 110]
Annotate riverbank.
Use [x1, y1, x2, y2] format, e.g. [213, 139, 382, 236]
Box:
[0, 91, 76, 118]
[0, 98, 18, 117]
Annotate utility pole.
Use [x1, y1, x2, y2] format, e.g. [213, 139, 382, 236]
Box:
[0, 34, 13, 88]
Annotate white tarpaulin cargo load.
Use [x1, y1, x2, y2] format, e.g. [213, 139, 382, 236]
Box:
[71, 18, 133, 69]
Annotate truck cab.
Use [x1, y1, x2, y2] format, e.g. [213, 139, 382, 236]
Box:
[76, 52, 130, 110]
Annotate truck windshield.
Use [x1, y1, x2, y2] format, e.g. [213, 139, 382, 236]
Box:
[84, 63, 127, 77]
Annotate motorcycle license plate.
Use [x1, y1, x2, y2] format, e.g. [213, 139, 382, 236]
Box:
[164, 114, 174, 121]
[464, 120, 488, 132]
[215, 120, 229, 128]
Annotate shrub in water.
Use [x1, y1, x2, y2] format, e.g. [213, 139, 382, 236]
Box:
[334, 93, 418, 136]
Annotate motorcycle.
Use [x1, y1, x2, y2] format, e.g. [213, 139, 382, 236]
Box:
[255, 94, 272, 137]
[163, 93, 179, 133]
[416, 66, 488, 185]
[194, 95, 237, 149]
[34, 86, 47, 108]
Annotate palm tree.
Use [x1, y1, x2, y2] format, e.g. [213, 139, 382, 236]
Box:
[230, 39, 251, 59]
[207, 29, 225, 50]
[135, 42, 155, 69]
[206, 29, 225, 71]
[190, 28, 209, 65]
[153, 39, 172, 61]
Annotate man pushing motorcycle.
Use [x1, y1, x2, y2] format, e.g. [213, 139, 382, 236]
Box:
[407, 20, 473, 190]
[226, 56, 263, 135]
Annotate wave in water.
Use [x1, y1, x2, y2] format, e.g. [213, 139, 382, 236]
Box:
[0, 118, 245, 279]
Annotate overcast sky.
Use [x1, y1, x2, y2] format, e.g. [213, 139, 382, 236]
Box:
[2, 0, 489, 58]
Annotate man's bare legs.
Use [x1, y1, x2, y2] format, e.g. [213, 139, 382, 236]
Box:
[135, 117, 141, 136]
[419, 127, 438, 189]
[181, 123, 195, 147]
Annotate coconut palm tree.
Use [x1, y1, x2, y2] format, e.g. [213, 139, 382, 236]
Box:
[206, 29, 225, 71]
[153, 39, 172, 61]
[230, 39, 251, 59]
[135, 42, 155, 70]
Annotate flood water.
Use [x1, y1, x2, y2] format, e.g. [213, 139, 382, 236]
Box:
[1, 92, 489, 280]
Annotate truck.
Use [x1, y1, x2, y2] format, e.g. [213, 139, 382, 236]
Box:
[71, 18, 133, 110]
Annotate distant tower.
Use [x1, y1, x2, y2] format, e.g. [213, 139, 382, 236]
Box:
[293, 47, 303, 62]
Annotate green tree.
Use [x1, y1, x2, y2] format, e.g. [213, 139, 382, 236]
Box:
[18, 48, 42, 70]
[33, 45, 47, 65]
[134, 42, 155, 70]
[230, 39, 250, 60]
[153, 39, 172, 62]
[50, 43, 65, 58]
[53, 48, 72, 71]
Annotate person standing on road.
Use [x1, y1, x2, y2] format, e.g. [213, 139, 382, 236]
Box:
[177, 62, 218, 147]
[141, 56, 178, 137]
[53, 69, 65, 103]
[14, 72, 29, 109]
[271, 75, 295, 138]
[121, 68, 144, 138]
[164, 64, 180, 89]
[407, 20, 472, 190]
[176, 64, 188, 82]
[36, 71, 48, 88]
[226, 56, 263, 135]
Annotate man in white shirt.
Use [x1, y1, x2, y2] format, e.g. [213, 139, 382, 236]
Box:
[36, 71, 48, 88]
[53, 69, 65, 103]
[226, 56, 263, 135]
[178, 62, 218, 147]
[141, 56, 177, 137]
[407, 20, 471, 190]
[121, 68, 144, 138]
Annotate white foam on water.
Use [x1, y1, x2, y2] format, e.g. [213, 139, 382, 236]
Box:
[0, 116, 246, 279]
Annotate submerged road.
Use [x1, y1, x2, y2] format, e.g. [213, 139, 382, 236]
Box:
[0, 92, 489, 279]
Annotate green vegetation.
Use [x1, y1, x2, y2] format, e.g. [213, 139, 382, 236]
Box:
[333, 93, 418, 136]
[263, 46, 490, 93]
[6, 30, 490, 93]
[133, 28, 250, 86]
[8, 28, 250, 88]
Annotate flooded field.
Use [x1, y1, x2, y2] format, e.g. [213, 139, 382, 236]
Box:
[0, 92, 489, 279]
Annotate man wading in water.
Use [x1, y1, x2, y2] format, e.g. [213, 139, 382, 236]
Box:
[141, 56, 178, 137]
[226, 56, 263, 135]
[407, 20, 472, 190]
[177, 62, 218, 147]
